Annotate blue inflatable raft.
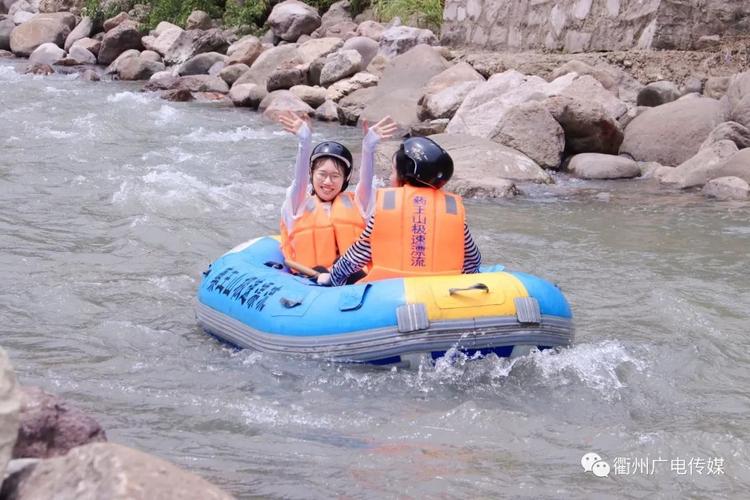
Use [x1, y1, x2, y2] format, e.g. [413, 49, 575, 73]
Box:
[195, 237, 574, 366]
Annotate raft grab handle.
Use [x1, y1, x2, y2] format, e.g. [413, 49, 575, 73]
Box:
[448, 283, 489, 295]
[396, 303, 429, 333]
[514, 297, 541, 324]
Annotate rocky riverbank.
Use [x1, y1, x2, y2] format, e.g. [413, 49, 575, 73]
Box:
[0, 347, 235, 499]
[1, 0, 749, 200]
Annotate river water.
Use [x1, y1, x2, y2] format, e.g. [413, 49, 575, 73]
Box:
[1, 60, 749, 498]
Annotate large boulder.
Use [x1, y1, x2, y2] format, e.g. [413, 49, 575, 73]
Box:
[491, 101, 565, 170]
[0, 347, 21, 492]
[559, 74, 627, 119]
[12, 386, 106, 459]
[341, 36, 377, 68]
[418, 62, 484, 121]
[313, 0, 353, 37]
[28, 42, 64, 65]
[430, 133, 552, 184]
[67, 45, 95, 64]
[1, 18, 16, 51]
[356, 20, 384, 41]
[260, 89, 314, 121]
[267, 0, 321, 42]
[102, 11, 129, 32]
[566, 153, 641, 179]
[63, 15, 91, 51]
[233, 43, 299, 89]
[97, 19, 142, 65]
[704, 76, 731, 100]
[225, 35, 262, 66]
[724, 71, 750, 112]
[619, 96, 727, 166]
[325, 71, 378, 102]
[659, 140, 739, 188]
[637, 80, 681, 107]
[700, 121, 750, 151]
[228, 82, 266, 108]
[37, 0, 86, 13]
[702, 176, 750, 200]
[185, 10, 211, 30]
[219, 63, 249, 86]
[177, 51, 226, 76]
[730, 95, 750, 129]
[337, 85, 376, 124]
[378, 25, 437, 58]
[266, 61, 307, 91]
[103, 48, 138, 74]
[545, 95, 624, 155]
[173, 75, 229, 93]
[117, 56, 165, 80]
[296, 36, 342, 65]
[289, 84, 326, 107]
[9, 12, 72, 56]
[358, 44, 448, 133]
[319, 49, 362, 86]
[143, 26, 183, 57]
[70, 36, 99, 56]
[1, 443, 234, 500]
[550, 59, 618, 94]
[315, 99, 339, 121]
[162, 28, 229, 66]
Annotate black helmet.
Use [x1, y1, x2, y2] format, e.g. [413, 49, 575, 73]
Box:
[310, 141, 353, 189]
[394, 137, 453, 189]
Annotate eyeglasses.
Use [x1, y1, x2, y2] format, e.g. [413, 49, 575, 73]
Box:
[313, 170, 344, 183]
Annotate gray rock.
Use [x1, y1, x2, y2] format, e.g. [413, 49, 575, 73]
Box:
[313, 0, 353, 38]
[356, 20, 384, 41]
[620, 96, 727, 166]
[174, 75, 229, 93]
[67, 44, 95, 64]
[177, 51, 226, 76]
[117, 56, 165, 80]
[725, 71, 750, 111]
[233, 44, 300, 88]
[545, 95, 624, 155]
[24, 62, 54, 74]
[219, 63, 248, 86]
[491, 100, 565, 170]
[229, 82, 266, 108]
[140, 50, 161, 62]
[320, 49, 362, 86]
[162, 28, 229, 66]
[359, 44, 448, 134]
[637, 80, 682, 107]
[660, 139, 739, 188]
[153, 20, 181, 37]
[378, 25, 437, 58]
[703, 176, 750, 200]
[325, 71, 378, 102]
[418, 62, 484, 121]
[2, 442, 234, 500]
[700, 121, 750, 150]
[13, 10, 35, 25]
[63, 15, 91, 51]
[296, 36, 342, 65]
[225, 35, 262, 66]
[261, 89, 314, 121]
[78, 68, 99, 80]
[694, 147, 750, 185]
[267, 0, 321, 42]
[682, 77, 704, 95]
[314, 99, 339, 121]
[337, 86, 376, 124]
[431, 132, 551, 184]
[10, 13, 72, 56]
[704, 76, 731, 99]
[71, 37, 99, 56]
[638, 161, 666, 179]
[290, 84, 326, 107]
[266, 61, 307, 91]
[103, 48, 138, 74]
[144, 27, 183, 57]
[550, 59, 618, 94]
[98, 19, 142, 65]
[341, 36, 378, 68]
[161, 88, 193, 102]
[567, 153, 641, 179]
[0, 48, 12, 57]
[207, 60, 224, 76]
[730, 94, 750, 129]
[409, 119, 449, 136]
[102, 11, 129, 32]
[0, 347, 21, 492]
[315, 20, 356, 39]
[560, 74, 628, 119]
[449, 178, 519, 199]
[185, 10, 211, 31]
[0, 17, 15, 50]
[12, 386, 106, 459]
[28, 41, 64, 65]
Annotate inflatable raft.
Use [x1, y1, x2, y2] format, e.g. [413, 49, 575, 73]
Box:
[195, 236, 574, 366]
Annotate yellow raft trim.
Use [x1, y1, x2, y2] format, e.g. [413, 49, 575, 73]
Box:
[403, 272, 529, 321]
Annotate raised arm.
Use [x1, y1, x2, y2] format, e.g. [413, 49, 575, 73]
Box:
[278, 111, 313, 217]
[355, 116, 398, 216]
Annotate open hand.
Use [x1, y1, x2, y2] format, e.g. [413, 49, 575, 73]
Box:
[316, 273, 332, 286]
[365, 115, 398, 141]
[278, 110, 309, 136]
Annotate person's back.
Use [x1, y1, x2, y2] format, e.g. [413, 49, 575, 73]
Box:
[364, 184, 465, 282]
[322, 136, 481, 286]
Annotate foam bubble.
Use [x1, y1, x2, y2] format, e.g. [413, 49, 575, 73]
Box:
[106, 91, 154, 104]
[182, 126, 274, 143]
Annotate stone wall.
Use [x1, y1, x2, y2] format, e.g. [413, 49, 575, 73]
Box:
[441, 0, 750, 52]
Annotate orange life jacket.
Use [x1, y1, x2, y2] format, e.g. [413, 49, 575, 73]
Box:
[362, 186, 465, 282]
[280, 191, 365, 269]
